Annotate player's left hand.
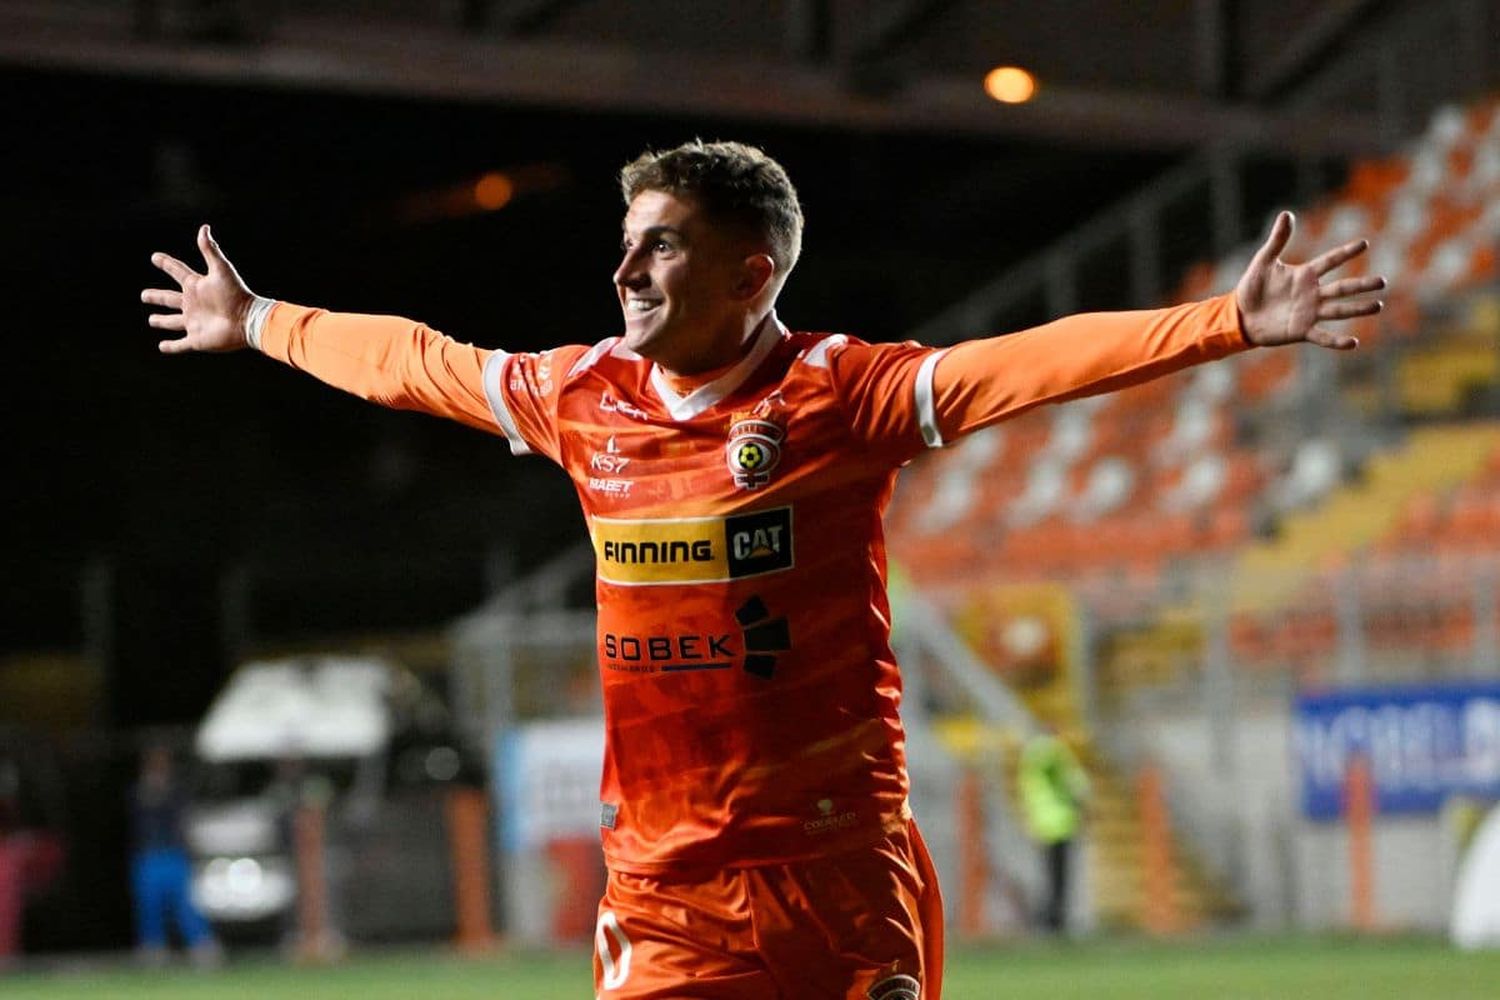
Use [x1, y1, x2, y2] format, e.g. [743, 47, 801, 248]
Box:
[142, 224, 257, 354]
[1234, 210, 1385, 350]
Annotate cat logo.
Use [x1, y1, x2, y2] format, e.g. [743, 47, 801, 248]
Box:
[726, 414, 784, 490]
[725, 508, 793, 578]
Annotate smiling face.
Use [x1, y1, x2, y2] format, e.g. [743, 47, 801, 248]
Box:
[614, 190, 773, 375]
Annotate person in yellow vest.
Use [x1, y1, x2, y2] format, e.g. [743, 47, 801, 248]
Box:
[1019, 725, 1090, 934]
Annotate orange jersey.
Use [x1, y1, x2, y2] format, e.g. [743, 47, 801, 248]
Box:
[258, 293, 1247, 874]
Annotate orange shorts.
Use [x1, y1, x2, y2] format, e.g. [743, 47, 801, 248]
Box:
[592, 820, 943, 999]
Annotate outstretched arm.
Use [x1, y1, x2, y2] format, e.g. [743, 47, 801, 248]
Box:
[142, 225, 500, 434]
[927, 210, 1386, 440]
[835, 212, 1386, 450]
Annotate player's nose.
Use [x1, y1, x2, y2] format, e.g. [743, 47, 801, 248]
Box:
[613, 248, 648, 290]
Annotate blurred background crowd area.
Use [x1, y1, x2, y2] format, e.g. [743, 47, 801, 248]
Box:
[4, 0, 1500, 966]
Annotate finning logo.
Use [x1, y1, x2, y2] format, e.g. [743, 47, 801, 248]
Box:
[736, 596, 790, 679]
[593, 508, 793, 585]
[726, 414, 785, 490]
[867, 974, 921, 1000]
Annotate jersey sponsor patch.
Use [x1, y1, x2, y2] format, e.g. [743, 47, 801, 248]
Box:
[592, 507, 793, 585]
[600, 597, 791, 678]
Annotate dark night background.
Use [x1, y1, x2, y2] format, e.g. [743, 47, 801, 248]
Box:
[2, 65, 1186, 724]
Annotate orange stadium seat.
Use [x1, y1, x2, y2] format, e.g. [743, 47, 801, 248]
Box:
[1237, 351, 1296, 400]
[892, 95, 1500, 669]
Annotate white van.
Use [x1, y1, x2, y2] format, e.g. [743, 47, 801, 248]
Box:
[186, 657, 478, 942]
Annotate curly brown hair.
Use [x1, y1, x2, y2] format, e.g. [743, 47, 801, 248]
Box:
[620, 140, 804, 280]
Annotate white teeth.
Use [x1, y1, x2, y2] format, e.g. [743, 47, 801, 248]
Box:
[627, 300, 659, 312]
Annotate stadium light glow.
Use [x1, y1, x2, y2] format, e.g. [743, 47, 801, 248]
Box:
[474, 172, 515, 211]
[984, 66, 1037, 104]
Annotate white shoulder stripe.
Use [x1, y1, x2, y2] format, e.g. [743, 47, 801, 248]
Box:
[568, 336, 624, 377]
[802, 333, 848, 369]
[915, 349, 949, 449]
[481, 351, 533, 456]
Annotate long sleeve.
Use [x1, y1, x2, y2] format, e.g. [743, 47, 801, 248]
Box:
[929, 292, 1249, 443]
[828, 293, 1250, 456]
[259, 302, 500, 435]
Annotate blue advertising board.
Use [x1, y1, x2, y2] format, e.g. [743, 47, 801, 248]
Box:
[1294, 682, 1500, 820]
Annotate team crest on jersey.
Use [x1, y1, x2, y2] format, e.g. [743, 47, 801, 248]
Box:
[726, 398, 786, 490]
[867, 974, 921, 1000]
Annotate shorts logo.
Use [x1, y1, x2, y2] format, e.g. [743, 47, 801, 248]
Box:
[867, 974, 921, 1000]
[593, 508, 793, 585]
[726, 415, 784, 490]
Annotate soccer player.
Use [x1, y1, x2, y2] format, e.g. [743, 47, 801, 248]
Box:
[143, 140, 1382, 999]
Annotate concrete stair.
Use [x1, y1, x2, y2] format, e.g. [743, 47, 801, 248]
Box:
[936, 660, 1242, 933]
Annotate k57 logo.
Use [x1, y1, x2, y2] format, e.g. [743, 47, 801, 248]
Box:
[590, 436, 631, 474]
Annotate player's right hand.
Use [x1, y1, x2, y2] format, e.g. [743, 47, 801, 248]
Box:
[142, 224, 257, 354]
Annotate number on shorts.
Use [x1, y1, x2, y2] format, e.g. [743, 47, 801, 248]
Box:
[595, 910, 632, 990]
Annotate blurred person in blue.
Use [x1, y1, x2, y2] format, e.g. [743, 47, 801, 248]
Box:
[130, 744, 221, 966]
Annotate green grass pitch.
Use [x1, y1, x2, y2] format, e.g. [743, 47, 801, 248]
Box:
[7, 935, 1500, 999]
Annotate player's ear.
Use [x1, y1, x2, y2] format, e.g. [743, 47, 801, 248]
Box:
[733, 253, 777, 301]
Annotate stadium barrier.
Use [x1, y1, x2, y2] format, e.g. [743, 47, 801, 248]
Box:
[292, 799, 340, 963]
[1136, 763, 1181, 935]
[1345, 756, 1376, 932]
[445, 788, 497, 953]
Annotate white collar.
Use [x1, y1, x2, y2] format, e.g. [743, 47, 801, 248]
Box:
[648, 312, 785, 421]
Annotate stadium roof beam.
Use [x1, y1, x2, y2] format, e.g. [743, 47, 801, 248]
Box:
[0, 4, 1388, 157]
[785, 0, 832, 64]
[1193, 0, 1241, 100]
[464, 0, 590, 37]
[846, 0, 962, 63]
[1242, 0, 1386, 101]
